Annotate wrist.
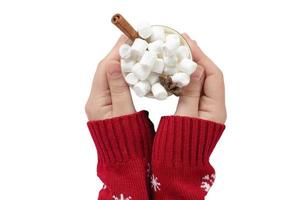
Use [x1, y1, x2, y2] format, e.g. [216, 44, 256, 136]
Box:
[152, 115, 225, 168]
[87, 110, 155, 165]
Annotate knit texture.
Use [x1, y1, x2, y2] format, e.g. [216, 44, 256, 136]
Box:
[151, 116, 225, 200]
[87, 113, 225, 200]
[87, 111, 155, 200]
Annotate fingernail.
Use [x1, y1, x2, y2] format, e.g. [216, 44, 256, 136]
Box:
[107, 64, 122, 78]
[109, 70, 121, 78]
[183, 33, 191, 39]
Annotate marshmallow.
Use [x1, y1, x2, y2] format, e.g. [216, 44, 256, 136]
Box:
[140, 51, 157, 69]
[163, 66, 177, 75]
[176, 46, 190, 60]
[151, 82, 168, 100]
[125, 73, 139, 85]
[150, 26, 166, 42]
[131, 38, 148, 60]
[137, 22, 153, 39]
[164, 34, 181, 56]
[119, 44, 132, 59]
[166, 34, 181, 44]
[147, 73, 160, 85]
[118, 24, 197, 100]
[132, 62, 151, 81]
[177, 58, 197, 75]
[164, 55, 177, 67]
[171, 72, 190, 87]
[148, 40, 164, 56]
[133, 81, 151, 97]
[152, 58, 164, 74]
[121, 59, 136, 72]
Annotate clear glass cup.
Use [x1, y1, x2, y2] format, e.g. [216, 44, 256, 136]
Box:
[124, 25, 193, 98]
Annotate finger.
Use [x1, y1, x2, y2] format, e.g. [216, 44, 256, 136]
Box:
[175, 66, 205, 117]
[182, 33, 225, 101]
[104, 35, 128, 61]
[105, 60, 135, 116]
[90, 35, 128, 95]
[182, 33, 221, 76]
[89, 60, 109, 98]
[85, 59, 111, 120]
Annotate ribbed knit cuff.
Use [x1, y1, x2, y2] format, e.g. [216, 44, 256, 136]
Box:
[152, 116, 225, 168]
[87, 111, 155, 166]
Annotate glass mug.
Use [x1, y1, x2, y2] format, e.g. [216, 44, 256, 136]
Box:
[124, 25, 193, 98]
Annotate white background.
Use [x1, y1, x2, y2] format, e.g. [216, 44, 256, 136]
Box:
[1, 0, 300, 199]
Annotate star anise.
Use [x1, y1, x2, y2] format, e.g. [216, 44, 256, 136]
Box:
[159, 74, 182, 96]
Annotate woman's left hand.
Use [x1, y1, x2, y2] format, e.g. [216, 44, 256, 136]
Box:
[85, 35, 136, 120]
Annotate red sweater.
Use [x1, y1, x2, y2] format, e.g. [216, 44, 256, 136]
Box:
[87, 111, 225, 200]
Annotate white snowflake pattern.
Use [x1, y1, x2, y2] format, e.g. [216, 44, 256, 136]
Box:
[200, 182, 211, 192]
[211, 174, 216, 180]
[202, 175, 210, 181]
[200, 174, 215, 193]
[112, 194, 132, 200]
[151, 174, 161, 192]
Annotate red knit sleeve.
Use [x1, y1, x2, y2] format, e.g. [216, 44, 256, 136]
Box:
[87, 111, 155, 200]
[151, 116, 225, 200]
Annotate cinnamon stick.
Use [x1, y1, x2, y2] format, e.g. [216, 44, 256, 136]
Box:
[111, 13, 182, 97]
[111, 13, 139, 41]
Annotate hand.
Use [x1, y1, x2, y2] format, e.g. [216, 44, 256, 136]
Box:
[85, 35, 136, 120]
[175, 33, 227, 124]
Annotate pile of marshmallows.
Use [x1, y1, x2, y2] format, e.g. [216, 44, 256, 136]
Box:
[119, 22, 197, 100]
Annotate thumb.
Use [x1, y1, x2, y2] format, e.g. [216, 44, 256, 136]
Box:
[105, 60, 136, 117]
[175, 66, 205, 117]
